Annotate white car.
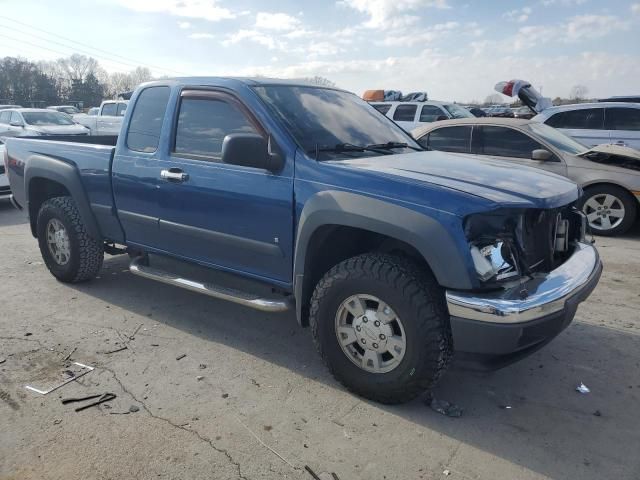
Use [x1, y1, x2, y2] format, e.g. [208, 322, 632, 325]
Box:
[73, 100, 128, 136]
[369, 100, 474, 131]
[0, 140, 10, 200]
[0, 109, 90, 137]
[532, 102, 640, 150]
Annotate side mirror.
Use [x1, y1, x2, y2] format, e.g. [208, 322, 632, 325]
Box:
[9, 120, 23, 127]
[221, 133, 284, 171]
[532, 149, 552, 161]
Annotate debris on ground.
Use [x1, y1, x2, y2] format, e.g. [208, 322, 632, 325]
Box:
[443, 469, 451, 476]
[304, 465, 322, 480]
[63, 347, 77, 361]
[24, 332, 32, 336]
[196, 376, 204, 381]
[176, 354, 186, 361]
[53, 419, 62, 425]
[151, 343, 159, 347]
[129, 405, 140, 413]
[499, 405, 512, 409]
[0, 357, 6, 364]
[199, 364, 207, 369]
[576, 383, 591, 394]
[25, 362, 94, 395]
[593, 410, 602, 417]
[222, 393, 229, 398]
[103, 346, 128, 355]
[62, 392, 117, 412]
[428, 397, 463, 417]
[251, 378, 260, 387]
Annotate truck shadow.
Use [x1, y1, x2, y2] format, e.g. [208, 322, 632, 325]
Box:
[69, 254, 640, 480]
[0, 199, 29, 227]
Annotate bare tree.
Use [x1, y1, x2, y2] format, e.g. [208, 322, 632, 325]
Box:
[484, 93, 505, 105]
[570, 85, 589, 101]
[58, 54, 98, 83]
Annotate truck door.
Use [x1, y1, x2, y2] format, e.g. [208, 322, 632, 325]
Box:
[155, 89, 294, 284]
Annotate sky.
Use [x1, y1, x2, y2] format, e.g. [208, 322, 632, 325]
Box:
[0, 0, 639, 102]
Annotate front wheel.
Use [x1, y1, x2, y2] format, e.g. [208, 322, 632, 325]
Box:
[580, 185, 637, 236]
[309, 253, 451, 404]
[37, 196, 104, 283]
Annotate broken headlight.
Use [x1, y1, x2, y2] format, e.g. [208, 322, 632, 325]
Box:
[470, 240, 520, 283]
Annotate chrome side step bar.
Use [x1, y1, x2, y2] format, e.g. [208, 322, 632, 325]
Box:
[129, 256, 292, 312]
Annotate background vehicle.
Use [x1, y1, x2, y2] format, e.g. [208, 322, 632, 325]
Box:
[532, 102, 640, 149]
[47, 105, 81, 115]
[370, 100, 473, 130]
[85, 107, 99, 116]
[467, 107, 487, 117]
[485, 105, 514, 118]
[413, 118, 640, 235]
[513, 106, 534, 119]
[0, 108, 90, 137]
[0, 140, 9, 200]
[5, 78, 600, 404]
[0, 104, 21, 110]
[73, 100, 128, 135]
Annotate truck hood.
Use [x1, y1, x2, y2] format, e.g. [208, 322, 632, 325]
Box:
[331, 151, 580, 208]
[29, 124, 89, 135]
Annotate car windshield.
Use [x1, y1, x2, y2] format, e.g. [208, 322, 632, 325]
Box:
[22, 112, 75, 126]
[443, 104, 474, 119]
[527, 122, 587, 155]
[252, 85, 420, 158]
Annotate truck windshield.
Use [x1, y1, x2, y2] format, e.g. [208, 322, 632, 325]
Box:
[22, 112, 74, 126]
[253, 85, 420, 158]
[443, 104, 474, 119]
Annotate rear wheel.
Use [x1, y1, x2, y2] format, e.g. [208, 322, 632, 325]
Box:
[37, 196, 104, 282]
[309, 253, 451, 404]
[580, 185, 637, 236]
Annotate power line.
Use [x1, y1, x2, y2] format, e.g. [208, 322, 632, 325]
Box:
[0, 15, 186, 76]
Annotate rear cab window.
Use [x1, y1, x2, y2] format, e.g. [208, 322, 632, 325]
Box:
[605, 107, 640, 131]
[419, 105, 445, 123]
[101, 103, 117, 116]
[116, 103, 128, 117]
[0, 111, 10, 124]
[421, 126, 471, 153]
[393, 105, 417, 122]
[126, 86, 171, 153]
[545, 108, 604, 129]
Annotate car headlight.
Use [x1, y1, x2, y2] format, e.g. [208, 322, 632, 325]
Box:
[470, 241, 520, 282]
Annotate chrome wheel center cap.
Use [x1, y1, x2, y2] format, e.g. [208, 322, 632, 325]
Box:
[352, 312, 392, 353]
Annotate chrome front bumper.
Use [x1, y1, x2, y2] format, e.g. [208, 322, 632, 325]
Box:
[446, 242, 601, 325]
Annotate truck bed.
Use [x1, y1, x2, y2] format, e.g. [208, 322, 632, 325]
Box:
[5, 135, 123, 242]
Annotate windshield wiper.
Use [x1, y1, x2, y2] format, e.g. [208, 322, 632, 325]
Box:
[366, 142, 423, 152]
[311, 142, 393, 160]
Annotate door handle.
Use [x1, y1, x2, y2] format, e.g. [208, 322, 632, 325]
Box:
[160, 169, 189, 182]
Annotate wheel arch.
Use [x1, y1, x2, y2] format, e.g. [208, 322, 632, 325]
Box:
[293, 191, 472, 326]
[25, 156, 102, 241]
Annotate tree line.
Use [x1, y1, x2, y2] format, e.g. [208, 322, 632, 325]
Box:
[0, 54, 154, 109]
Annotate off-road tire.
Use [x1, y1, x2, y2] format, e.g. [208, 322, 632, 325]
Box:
[309, 253, 452, 404]
[37, 196, 104, 283]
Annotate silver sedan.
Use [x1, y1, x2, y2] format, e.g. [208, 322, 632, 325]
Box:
[412, 118, 640, 236]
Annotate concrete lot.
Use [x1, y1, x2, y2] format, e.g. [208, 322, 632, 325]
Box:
[1, 199, 639, 480]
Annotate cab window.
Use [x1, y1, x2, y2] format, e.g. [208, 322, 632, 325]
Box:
[545, 108, 604, 129]
[420, 126, 471, 153]
[419, 105, 445, 123]
[476, 126, 542, 159]
[605, 108, 640, 131]
[393, 105, 417, 122]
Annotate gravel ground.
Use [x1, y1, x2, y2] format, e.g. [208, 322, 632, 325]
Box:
[1, 200, 639, 480]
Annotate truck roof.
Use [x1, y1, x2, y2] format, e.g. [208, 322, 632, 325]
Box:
[145, 76, 346, 91]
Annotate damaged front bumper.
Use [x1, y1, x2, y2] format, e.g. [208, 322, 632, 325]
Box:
[445, 242, 602, 369]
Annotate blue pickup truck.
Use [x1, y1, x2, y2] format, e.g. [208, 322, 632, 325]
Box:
[4, 78, 602, 403]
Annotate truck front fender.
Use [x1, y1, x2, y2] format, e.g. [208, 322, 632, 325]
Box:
[25, 155, 102, 241]
[293, 191, 472, 324]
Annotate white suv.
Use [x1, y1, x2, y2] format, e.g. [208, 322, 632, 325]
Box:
[370, 101, 474, 131]
[532, 103, 640, 150]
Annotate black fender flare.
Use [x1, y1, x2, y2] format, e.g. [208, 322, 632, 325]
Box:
[293, 191, 472, 324]
[25, 155, 102, 241]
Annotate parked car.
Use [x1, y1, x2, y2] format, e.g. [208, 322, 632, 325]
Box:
[86, 107, 100, 116]
[0, 104, 22, 110]
[485, 105, 514, 118]
[0, 108, 90, 137]
[0, 140, 9, 200]
[513, 106, 535, 119]
[467, 107, 487, 117]
[412, 118, 640, 235]
[5, 77, 601, 404]
[47, 105, 81, 115]
[369, 100, 474, 131]
[73, 100, 128, 135]
[532, 102, 640, 150]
